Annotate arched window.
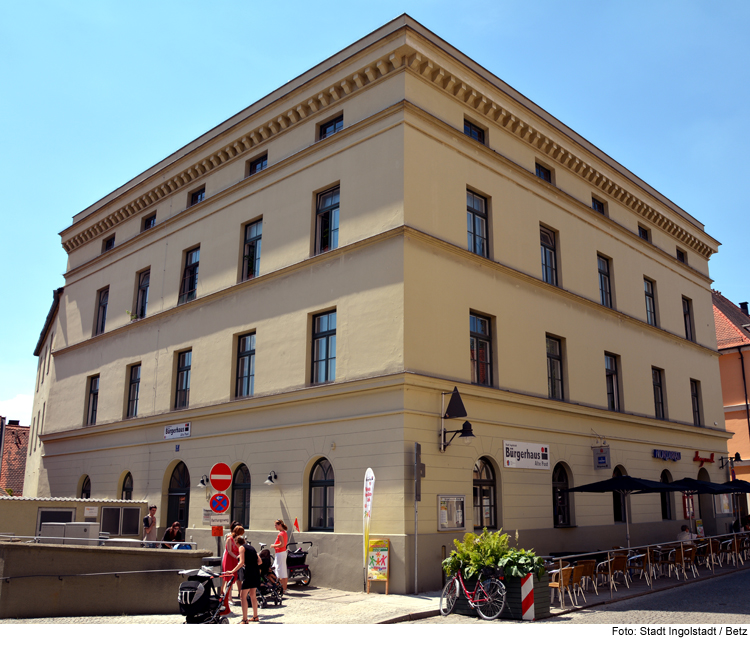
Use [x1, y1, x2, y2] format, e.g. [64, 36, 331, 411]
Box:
[660, 470, 673, 520]
[80, 475, 91, 499]
[473, 458, 496, 530]
[121, 472, 133, 501]
[167, 462, 190, 530]
[232, 464, 251, 528]
[309, 458, 334, 531]
[552, 464, 571, 527]
[613, 466, 627, 523]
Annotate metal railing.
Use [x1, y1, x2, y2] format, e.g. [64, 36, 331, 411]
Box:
[0, 533, 198, 549]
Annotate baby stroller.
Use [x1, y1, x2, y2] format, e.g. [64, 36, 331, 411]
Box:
[257, 547, 283, 608]
[286, 541, 314, 586]
[178, 566, 234, 624]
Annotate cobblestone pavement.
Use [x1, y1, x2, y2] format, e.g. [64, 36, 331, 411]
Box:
[3, 569, 750, 626]
[0, 585, 441, 625]
[407, 567, 750, 624]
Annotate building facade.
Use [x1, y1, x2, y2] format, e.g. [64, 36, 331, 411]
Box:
[712, 290, 750, 513]
[25, 15, 728, 592]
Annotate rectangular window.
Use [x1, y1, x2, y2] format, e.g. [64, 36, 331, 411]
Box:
[190, 187, 205, 206]
[546, 336, 564, 400]
[682, 297, 694, 341]
[470, 313, 492, 386]
[466, 190, 488, 258]
[95, 287, 109, 335]
[102, 236, 115, 253]
[605, 354, 620, 411]
[690, 379, 702, 426]
[464, 119, 485, 144]
[236, 333, 256, 398]
[243, 220, 262, 280]
[315, 187, 340, 254]
[644, 278, 657, 326]
[540, 226, 558, 286]
[319, 115, 343, 140]
[179, 248, 200, 304]
[127, 364, 141, 418]
[592, 198, 605, 214]
[142, 214, 156, 231]
[46, 336, 53, 374]
[87, 375, 100, 425]
[136, 269, 150, 318]
[638, 225, 650, 241]
[247, 153, 268, 176]
[652, 367, 665, 420]
[175, 351, 192, 409]
[39, 349, 45, 387]
[676, 248, 687, 264]
[312, 311, 336, 384]
[101, 507, 141, 537]
[535, 162, 552, 183]
[36, 355, 43, 392]
[598, 255, 612, 308]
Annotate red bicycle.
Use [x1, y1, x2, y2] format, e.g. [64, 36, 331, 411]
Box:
[439, 567, 506, 620]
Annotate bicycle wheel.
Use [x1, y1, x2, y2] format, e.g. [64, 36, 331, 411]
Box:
[475, 579, 506, 621]
[439, 576, 460, 616]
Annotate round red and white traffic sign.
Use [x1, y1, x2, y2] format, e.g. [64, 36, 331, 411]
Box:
[210, 492, 230, 514]
[209, 462, 232, 492]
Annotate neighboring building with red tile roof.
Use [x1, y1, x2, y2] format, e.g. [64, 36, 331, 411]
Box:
[0, 419, 30, 496]
[712, 290, 750, 492]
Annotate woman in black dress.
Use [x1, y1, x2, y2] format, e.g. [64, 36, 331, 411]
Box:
[230, 536, 261, 623]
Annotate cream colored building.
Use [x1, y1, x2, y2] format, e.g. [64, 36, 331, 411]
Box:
[25, 15, 729, 593]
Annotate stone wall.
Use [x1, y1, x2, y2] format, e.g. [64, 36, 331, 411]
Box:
[0, 541, 210, 618]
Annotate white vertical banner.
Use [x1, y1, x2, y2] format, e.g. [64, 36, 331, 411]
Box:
[363, 468, 375, 578]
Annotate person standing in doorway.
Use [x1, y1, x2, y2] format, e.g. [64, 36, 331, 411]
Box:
[272, 519, 289, 593]
[143, 505, 157, 548]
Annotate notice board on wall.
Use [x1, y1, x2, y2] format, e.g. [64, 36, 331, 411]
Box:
[438, 495, 465, 531]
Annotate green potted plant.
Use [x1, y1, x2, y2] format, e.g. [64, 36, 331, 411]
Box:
[442, 528, 510, 579]
[496, 543, 550, 620]
[442, 529, 549, 620]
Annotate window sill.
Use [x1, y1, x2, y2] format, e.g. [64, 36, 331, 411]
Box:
[553, 525, 577, 529]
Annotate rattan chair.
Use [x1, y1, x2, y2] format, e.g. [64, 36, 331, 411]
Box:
[575, 559, 598, 595]
[548, 566, 574, 607]
[596, 555, 630, 591]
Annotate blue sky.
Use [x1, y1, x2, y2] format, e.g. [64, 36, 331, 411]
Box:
[1, 1, 748, 426]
